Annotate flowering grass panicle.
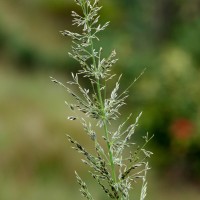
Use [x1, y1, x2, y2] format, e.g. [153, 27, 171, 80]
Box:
[51, 0, 153, 199]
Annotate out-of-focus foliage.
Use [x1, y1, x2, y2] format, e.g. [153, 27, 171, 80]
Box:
[1, 0, 200, 199]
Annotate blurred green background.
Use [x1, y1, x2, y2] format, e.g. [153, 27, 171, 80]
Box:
[0, 0, 200, 199]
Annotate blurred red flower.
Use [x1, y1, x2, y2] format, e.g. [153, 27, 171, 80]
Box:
[170, 118, 194, 140]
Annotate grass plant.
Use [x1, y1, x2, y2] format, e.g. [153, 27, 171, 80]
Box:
[51, 0, 153, 199]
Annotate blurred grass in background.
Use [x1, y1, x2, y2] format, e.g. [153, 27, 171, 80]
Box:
[0, 0, 200, 199]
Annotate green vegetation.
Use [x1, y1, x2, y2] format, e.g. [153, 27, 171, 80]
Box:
[52, 0, 152, 199]
[1, 0, 200, 199]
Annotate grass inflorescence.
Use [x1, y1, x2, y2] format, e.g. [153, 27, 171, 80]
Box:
[51, 0, 153, 199]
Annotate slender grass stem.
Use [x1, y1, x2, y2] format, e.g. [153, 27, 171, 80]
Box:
[81, 0, 117, 184]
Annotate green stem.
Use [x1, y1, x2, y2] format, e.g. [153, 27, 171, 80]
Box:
[81, 0, 117, 184]
[96, 80, 117, 183]
[91, 23, 117, 185]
